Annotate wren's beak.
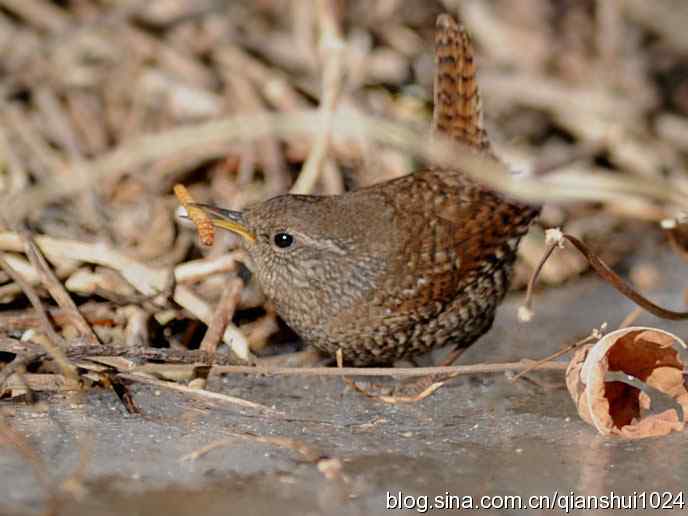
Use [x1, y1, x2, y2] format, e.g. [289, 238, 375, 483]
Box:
[192, 204, 256, 242]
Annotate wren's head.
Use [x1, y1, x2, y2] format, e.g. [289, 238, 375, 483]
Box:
[198, 193, 395, 339]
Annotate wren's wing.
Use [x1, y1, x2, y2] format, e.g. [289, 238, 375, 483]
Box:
[432, 14, 491, 154]
[377, 172, 532, 314]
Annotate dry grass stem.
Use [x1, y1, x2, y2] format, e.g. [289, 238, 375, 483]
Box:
[22, 233, 100, 346]
[2, 373, 81, 393]
[617, 306, 644, 330]
[211, 361, 567, 377]
[174, 253, 242, 284]
[521, 230, 688, 322]
[290, 0, 345, 195]
[510, 330, 602, 382]
[173, 285, 250, 361]
[117, 373, 282, 415]
[519, 239, 559, 322]
[6, 109, 688, 225]
[0, 232, 170, 297]
[0, 254, 78, 382]
[199, 277, 243, 354]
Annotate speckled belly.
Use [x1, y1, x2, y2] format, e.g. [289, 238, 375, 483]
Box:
[313, 254, 515, 366]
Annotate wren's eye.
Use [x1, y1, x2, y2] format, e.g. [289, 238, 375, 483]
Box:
[273, 232, 294, 249]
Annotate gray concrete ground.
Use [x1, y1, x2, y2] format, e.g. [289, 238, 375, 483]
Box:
[1, 237, 687, 515]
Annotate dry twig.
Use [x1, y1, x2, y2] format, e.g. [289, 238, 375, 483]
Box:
[521, 229, 688, 322]
[0, 255, 78, 382]
[117, 372, 282, 415]
[199, 277, 244, 354]
[510, 329, 603, 382]
[22, 233, 100, 347]
[7, 109, 688, 224]
[290, 0, 345, 194]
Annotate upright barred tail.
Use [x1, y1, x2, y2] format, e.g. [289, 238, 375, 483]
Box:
[433, 14, 490, 153]
[433, 14, 540, 224]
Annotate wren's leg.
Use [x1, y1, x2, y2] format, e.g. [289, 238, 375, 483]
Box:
[437, 344, 468, 367]
[256, 348, 332, 367]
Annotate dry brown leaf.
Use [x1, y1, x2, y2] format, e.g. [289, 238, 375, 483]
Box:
[566, 327, 688, 439]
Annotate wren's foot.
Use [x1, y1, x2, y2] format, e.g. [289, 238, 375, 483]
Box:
[391, 345, 468, 398]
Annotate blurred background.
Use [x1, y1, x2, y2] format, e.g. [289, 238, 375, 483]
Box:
[0, 0, 687, 358]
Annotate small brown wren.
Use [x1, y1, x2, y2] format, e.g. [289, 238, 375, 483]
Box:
[198, 15, 539, 365]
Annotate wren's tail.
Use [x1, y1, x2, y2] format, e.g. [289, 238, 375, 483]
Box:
[434, 15, 541, 225]
[433, 14, 491, 154]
